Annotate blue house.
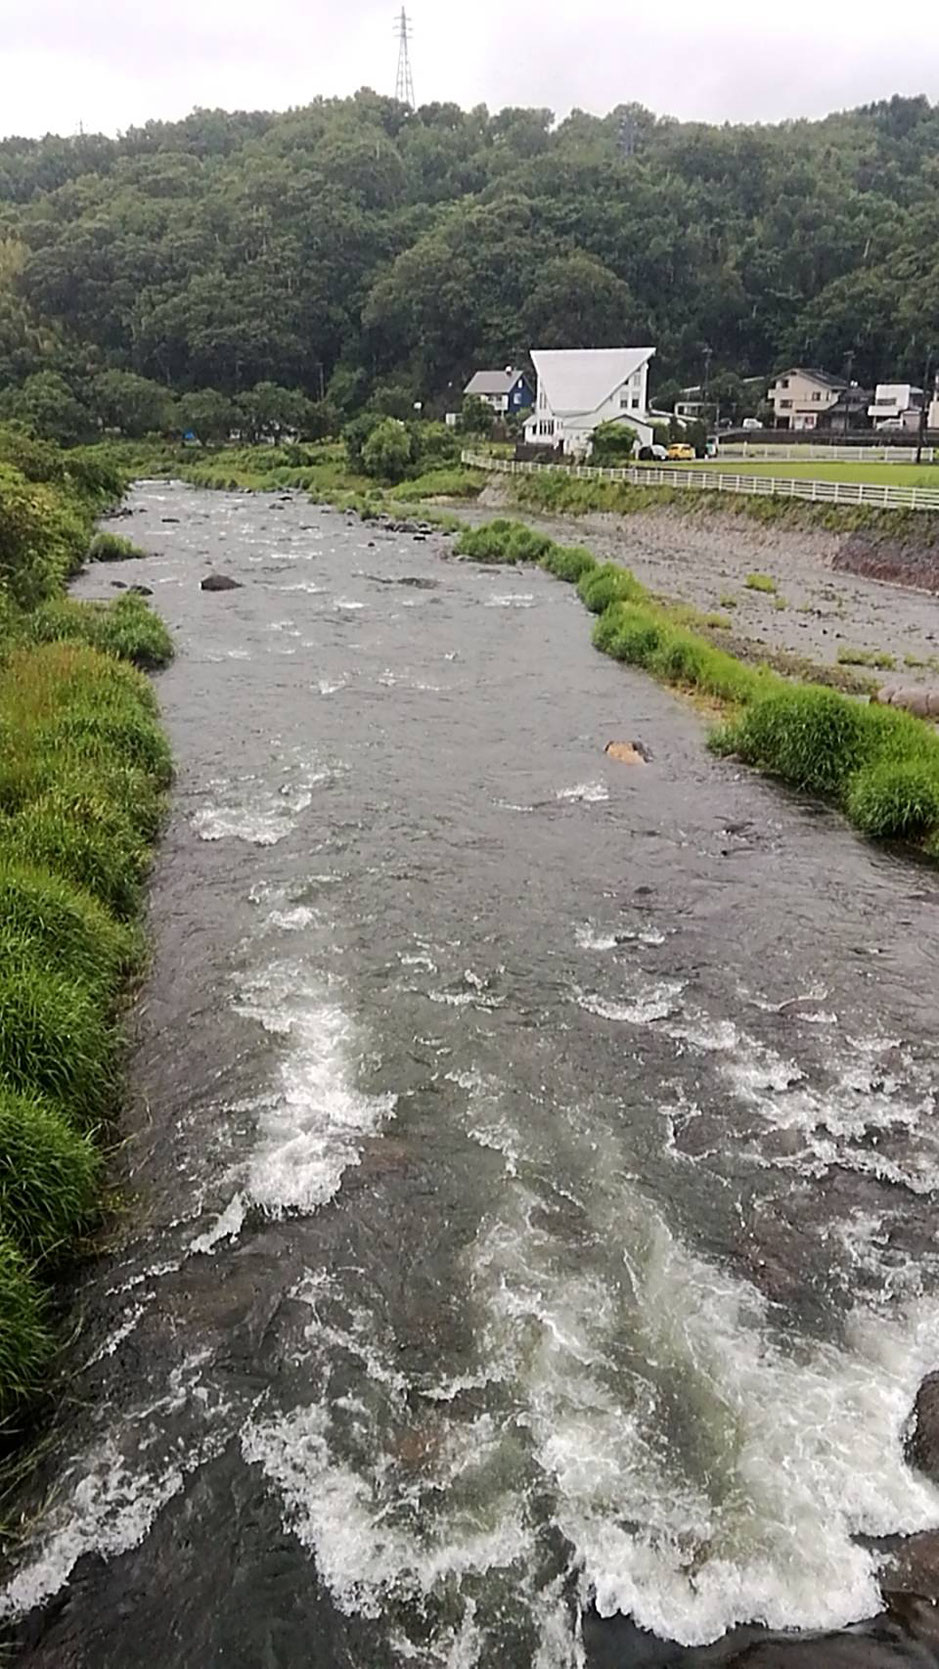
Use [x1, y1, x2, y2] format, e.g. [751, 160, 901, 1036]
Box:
[463, 367, 534, 416]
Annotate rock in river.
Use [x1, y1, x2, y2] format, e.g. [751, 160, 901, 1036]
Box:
[201, 574, 243, 592]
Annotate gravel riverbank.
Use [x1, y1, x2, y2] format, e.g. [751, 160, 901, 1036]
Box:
[472, 487, 939, 688]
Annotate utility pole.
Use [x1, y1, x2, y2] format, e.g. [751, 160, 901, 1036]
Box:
[916, 345, 932, 466]
[843, 348, 854, 443]
[702, 344, 713, 441]
[394, 9, 415, 111]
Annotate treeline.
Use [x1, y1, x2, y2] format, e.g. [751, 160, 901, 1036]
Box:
[2, 90, 939, 427]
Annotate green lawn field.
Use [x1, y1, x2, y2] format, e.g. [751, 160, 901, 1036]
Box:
[695, 459, 939, 487]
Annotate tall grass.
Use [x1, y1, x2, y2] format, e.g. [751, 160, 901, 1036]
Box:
[0, 1240, 50, 1425]
[0, 436, 172, 1428]
[0, 1088, 101, 1261]
[88, 531, 146, 562]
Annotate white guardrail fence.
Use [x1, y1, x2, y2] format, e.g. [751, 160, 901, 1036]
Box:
[718, 443, 937, 463]
[461, 451, 939, 513]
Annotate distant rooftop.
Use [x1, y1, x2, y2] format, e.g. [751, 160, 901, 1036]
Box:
[464, 368, 526, 397]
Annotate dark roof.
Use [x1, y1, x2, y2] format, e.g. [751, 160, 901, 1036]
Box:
[464, 368, 527, 396]
[776, 366, 847, 390]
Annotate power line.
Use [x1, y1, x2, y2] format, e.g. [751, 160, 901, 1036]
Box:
[394, 9, 415, 110]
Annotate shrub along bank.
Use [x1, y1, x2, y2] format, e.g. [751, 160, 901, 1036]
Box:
[0, 429, 173, 1433]
[454, 519, 939, 861]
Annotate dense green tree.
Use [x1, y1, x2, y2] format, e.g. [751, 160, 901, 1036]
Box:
[459, 396, 495, 436]
[91, 369, 177, 437]
[236, 382, 314, 444]
[0, 372, 93, 446]
[520, 253, 638, 349]
[178, 388, 238, 445]
[361, 417, 412, 483]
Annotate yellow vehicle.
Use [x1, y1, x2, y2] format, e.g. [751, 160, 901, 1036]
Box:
[666, 443, 697, 462]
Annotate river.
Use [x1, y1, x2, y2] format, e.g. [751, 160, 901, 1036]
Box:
[3, 483, 939, 1667]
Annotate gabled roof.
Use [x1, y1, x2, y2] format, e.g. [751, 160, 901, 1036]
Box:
[464, 368, 527, 397]
[774, 366, 847, 391]
[531, 347, 655, 416]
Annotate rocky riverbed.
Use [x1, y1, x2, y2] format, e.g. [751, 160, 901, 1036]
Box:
[475, 488, 939, 690]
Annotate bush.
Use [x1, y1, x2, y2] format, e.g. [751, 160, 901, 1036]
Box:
[0, 960, 117, 1127]
[0, 1088, 100, 1262]
[361, 417, 413, 484]
[847, 760, 939, 840]
[540, 544, 597, 583]
[455, 519, 552, 564]
[577, 561, 647, 613]
[590, 421, 638, 465]
[744, 572, 777, 593]
[88, 530, 146, 562]
[0, 1238, 49, 1425]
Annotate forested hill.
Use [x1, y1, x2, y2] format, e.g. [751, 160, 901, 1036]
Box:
[1, 91, 938, 421]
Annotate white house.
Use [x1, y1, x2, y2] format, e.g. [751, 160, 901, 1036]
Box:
[524, 347, 656, 455]
[868, 383, 924, 431]
[767, 367, 846, 430]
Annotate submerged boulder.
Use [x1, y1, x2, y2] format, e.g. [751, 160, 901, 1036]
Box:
[201, 574, 242, 592]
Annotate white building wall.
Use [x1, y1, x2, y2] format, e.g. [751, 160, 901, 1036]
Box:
[524, 362, 653, 452]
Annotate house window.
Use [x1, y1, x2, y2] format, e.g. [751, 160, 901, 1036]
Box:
[619, 394, 629, 408]
[779, 378, 789, 389]
[630, 396, 640, 409]
[811, 390, 822, 401]
[780, 399, 792, 409]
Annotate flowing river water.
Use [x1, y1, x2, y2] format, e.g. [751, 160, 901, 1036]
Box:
[4, 483, 939, 1667]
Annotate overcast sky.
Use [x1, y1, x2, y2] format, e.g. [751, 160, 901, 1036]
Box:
[4, 0, 939, 140]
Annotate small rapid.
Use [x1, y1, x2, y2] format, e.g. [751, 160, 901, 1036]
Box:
[3, 483, 939, 1667]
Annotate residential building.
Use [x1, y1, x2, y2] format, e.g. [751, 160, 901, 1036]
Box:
[675, 386, 706, 422]
[463, 367, 534, 416]
[816, 384, 872, 432]
[929, 388, 939, 431]
[868, 383, 924, 431]
[768, 368, 846, 430]
[524, 346, 656, 454]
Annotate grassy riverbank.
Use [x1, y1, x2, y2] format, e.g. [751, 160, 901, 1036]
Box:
[496, 463, 939, 543]
[455, 519, 939, 861]
[0, 429, 173, 1434]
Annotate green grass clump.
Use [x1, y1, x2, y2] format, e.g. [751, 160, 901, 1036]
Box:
[591, 599, 770, 707]
[722, 685, 873, 795]
[540, 544, 597, 583]
[836, 647, 896, 671]
[88, 530, 146, 562]
[0, 863, 136, 998]
[847, 760, 939, 841]
[719, 593, 738, 610]
[0, 1088, 100, 1262]
[455, 519, 553, 564]
[4, 788, 149, 918]
[38, 707, 173, 787]
[0, 1238, 50, 1426]
[389, 466, 483, 501]
[26, 594, 173, 671]
[744, 573, 777, 593]
[577, 561, 648, 613]
[0, 960, 117, 1126]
